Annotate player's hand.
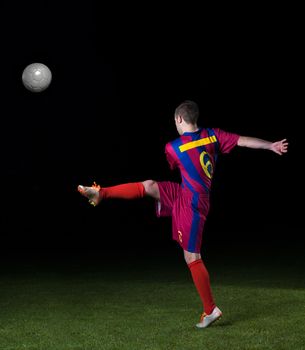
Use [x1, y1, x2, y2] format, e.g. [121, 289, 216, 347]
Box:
[270, 139, 289, 155]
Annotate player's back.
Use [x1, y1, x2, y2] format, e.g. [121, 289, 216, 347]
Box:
[165, 127, 240, 194]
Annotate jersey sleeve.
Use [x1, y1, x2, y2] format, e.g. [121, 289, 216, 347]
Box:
[213, 128, 240, 154]
[165, 142, 178, 170]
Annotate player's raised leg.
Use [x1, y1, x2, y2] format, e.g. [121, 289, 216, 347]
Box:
[77, 179, 160, 206]
[184, 250, 222, 328]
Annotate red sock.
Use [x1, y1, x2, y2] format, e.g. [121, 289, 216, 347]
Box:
[99, 182, 145, 200]
[188, 259, 216, 315]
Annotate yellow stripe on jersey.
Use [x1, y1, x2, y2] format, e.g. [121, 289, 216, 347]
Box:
[179, 135, 217, 152]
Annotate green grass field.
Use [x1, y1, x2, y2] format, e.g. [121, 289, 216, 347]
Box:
[0, 244, 304, 350]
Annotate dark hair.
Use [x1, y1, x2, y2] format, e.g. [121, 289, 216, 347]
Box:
[175, 100, 199, 124]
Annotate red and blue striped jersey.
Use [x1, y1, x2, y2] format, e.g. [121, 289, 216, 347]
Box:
[165, 127, 240, 194]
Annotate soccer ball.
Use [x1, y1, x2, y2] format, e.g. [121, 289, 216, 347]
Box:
[22, 63, 52, 92]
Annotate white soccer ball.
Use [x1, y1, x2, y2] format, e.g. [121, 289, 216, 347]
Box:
[22, 63, 52, 92]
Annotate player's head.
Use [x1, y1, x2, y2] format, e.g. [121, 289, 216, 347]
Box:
[174, 100, 199, 135]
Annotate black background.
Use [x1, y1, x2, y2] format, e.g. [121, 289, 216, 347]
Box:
[0, 2, 301, 261]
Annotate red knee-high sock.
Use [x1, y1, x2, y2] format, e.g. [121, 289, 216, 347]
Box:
[188, 259, 216, 315]
[99, 182, 145, 200]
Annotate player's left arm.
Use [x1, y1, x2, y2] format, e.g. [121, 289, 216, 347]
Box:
[165, 142, 178, 170]
[237, 136, 289, 155]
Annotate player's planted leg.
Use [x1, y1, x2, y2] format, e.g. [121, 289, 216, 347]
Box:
[185, 250, 222, 328]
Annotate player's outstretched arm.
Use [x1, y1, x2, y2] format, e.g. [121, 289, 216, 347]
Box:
[237, 136, 289, 155]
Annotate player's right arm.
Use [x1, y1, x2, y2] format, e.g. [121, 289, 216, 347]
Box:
[237, 136, 289, 155]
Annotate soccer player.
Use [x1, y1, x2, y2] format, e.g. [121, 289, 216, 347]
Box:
[77, 100, 288, 328]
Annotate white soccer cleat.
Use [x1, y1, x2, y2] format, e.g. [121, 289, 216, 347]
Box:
[196, 306, 222, 328]
[77, 182, 101, 206]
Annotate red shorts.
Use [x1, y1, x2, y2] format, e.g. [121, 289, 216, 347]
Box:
[156, 181, 210, 253]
